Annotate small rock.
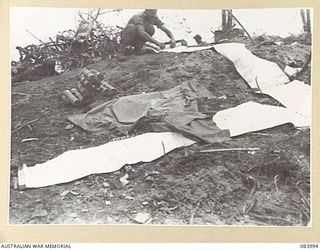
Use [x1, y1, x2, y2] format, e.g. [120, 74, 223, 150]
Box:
[166, 65, 179, 72]
[102, 182, 110, 188]
[145, 176, 155, 182]
[13, 177, 19, 190]
[105, 200, 111, 205]
[65, 124, 74, 130]
[145, 170, 160, 176]
[106, 216, 114, 223]
[70, 191, 79, 196]
[142, 201, 149, 206]
[133, 212, 152, 224]
[217, 95, 227, 100]
[60, 191, 70, 197]
[120, 174, 129, 186]
[31, 205, 48, 219]
[124, 165, 132, 172]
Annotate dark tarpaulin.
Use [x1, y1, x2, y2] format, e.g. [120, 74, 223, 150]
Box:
[68, 81, 230, 143]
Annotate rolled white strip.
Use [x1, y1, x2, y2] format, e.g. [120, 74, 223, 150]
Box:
[19, 132, 195, 188]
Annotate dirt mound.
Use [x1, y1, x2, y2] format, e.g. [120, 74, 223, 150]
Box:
[10, 38, 311, 225]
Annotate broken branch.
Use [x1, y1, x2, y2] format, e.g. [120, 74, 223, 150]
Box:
[25, 29, 45, 44]
[200, 147, 260, 153]
[11, 111, 49, 133]
[230, 13, 257, 45]
[249, 213, 295, 225]
[189, 201, 200, 224]
[295, 180, 310, 210]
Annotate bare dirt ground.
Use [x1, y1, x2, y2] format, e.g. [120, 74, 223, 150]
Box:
[10, 37, 311, 226]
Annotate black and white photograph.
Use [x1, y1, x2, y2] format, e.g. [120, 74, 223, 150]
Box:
[9, 7, 312, 226]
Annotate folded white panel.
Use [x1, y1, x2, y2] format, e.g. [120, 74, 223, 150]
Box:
[213, 43, 289, 91]
[284, 65, 301, 76]
[212, 101, 309, 137]
[213, 43, 311, 121]
[263, 80, 311, 119]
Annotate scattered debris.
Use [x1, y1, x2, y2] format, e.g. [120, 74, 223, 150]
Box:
[10, 11, 311, 226]
[12, 9, 122, 83]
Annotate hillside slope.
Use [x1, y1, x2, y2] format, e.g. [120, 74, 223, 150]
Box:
[10, 40, 311, 225]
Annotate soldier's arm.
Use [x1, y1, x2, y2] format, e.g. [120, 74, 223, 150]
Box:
[159, 25, 176, 48]
[136, 24, 164, 49]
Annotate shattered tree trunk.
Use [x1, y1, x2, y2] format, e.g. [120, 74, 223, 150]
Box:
[306, 9, 311, 33]
[300, 9, 311, 33]
[222, 9, 234, 31]
[222, 10, 227, 31]
[227, 10, 233, 30]
[300, 9, 307, 32]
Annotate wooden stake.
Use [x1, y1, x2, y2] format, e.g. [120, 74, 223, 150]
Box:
[161, 141, 166, 154]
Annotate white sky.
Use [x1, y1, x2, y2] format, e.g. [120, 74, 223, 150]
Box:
[10, 7, 312, 60]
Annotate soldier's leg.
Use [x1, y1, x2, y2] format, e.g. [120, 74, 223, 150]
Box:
[120, 24, 138, 46]
[133, 24, 156, 54]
